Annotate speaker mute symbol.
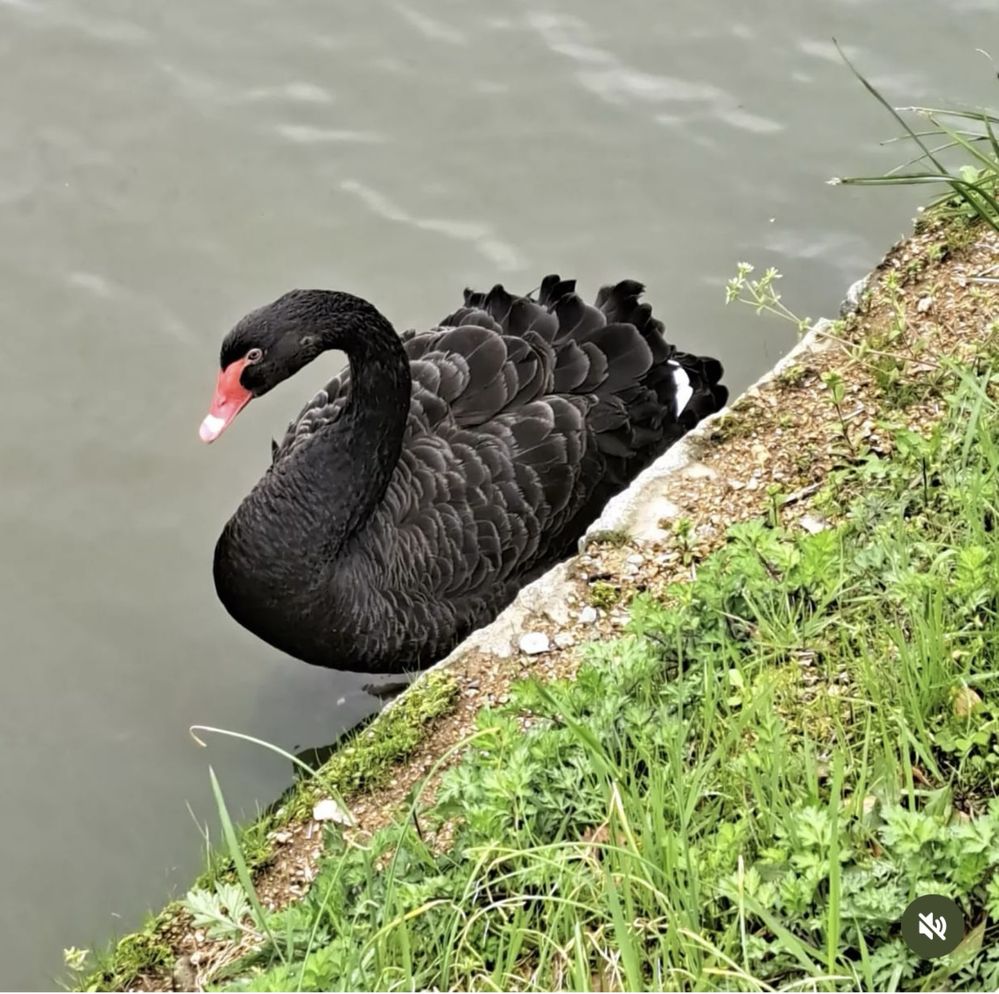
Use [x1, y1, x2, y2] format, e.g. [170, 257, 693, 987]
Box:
[902, 895, 963, 958]
[917, 912, 947, 941]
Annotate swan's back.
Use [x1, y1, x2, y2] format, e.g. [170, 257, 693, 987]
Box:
[273, 275, 726, 669]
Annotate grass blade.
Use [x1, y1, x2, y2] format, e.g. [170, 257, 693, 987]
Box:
[208, 765, 284, 963]
[190, 725, 319, 780]
[833, 40, 950, 176]
[831, 42, 999, 230]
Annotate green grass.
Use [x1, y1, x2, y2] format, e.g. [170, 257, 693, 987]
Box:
[830, 43, 999, 231]
[179, 349, 999, 992]
[74, 671, 458, 992]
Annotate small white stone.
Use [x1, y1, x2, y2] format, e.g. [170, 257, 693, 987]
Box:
[312, 798, 355, 826]
[917, 295, 933, 313]
[519, 632, 550, 655]
[682, 461, 718, 480]
[554, 632, 575, 649]
[578, 606, 598, 624]
[798, 514, 828, 535]
[626, 554, 645, 566]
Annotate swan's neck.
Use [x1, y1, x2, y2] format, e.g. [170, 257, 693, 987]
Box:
[307, 302, 411, 532]
[214, 298, 411, 652]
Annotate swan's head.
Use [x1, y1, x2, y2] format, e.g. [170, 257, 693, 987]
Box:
[200, 291, 330, 443]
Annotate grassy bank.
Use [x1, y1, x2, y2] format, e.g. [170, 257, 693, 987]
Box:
[261, 379, 999, 990]
[74, 209, 999, 992]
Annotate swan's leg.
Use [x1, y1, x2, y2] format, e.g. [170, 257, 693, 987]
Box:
[362, 673, 418, 701]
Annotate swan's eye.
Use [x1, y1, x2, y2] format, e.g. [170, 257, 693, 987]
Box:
[245, 347, 263, 363]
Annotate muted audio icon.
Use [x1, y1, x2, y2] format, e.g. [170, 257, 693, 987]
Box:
[902, 895, 963, 958]
[917, 911, 947, 942]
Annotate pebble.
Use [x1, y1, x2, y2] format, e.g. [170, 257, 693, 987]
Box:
[682, 461, 718, 480]
[313, 798, 355, 826]
[626, 553, 644, 566]
[917, 295, 933, 313]
[953, 686, 983, 718]
[578, 606, 598, 624]
[519, 632, 550, 654]
[554, 632, 574, 649]
[798, 513, 828, 535]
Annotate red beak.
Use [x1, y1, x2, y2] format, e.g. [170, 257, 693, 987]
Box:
[200, 358, 253, 443]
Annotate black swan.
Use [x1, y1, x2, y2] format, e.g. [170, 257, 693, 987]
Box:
[200, 276, 727, 673]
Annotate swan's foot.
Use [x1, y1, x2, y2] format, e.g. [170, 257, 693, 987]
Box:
[361, 674, 417, 702]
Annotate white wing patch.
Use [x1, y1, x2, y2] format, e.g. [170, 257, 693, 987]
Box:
[668, 360, 693, 417]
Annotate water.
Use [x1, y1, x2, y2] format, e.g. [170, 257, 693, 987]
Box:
[0, 0, 994, 987]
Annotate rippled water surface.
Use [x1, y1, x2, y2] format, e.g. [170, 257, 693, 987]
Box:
[0, 0, 994, 986]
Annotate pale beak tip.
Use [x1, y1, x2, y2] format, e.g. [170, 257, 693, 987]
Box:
[199, 414, 226, 443]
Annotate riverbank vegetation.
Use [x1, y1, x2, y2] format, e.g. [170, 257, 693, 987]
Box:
[76, 210, 999, 993]
[74, 71, 999, 992]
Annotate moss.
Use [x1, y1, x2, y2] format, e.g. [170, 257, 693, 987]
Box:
[711, 411, 749, 443]
[588, 581, 620, 611]
[583, 528, 633, 550]
[710, 396, 769, 444]
[78, 915, 175, 992]
[775, 363, 808, 389]
[288, 670, 459, 817]
[193, 816, 276, 890]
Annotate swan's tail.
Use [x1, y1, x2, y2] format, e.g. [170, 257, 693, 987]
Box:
[589, 276, 728, 427]
[667, 354, 728, 423]
[440, 272, 727, 449]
